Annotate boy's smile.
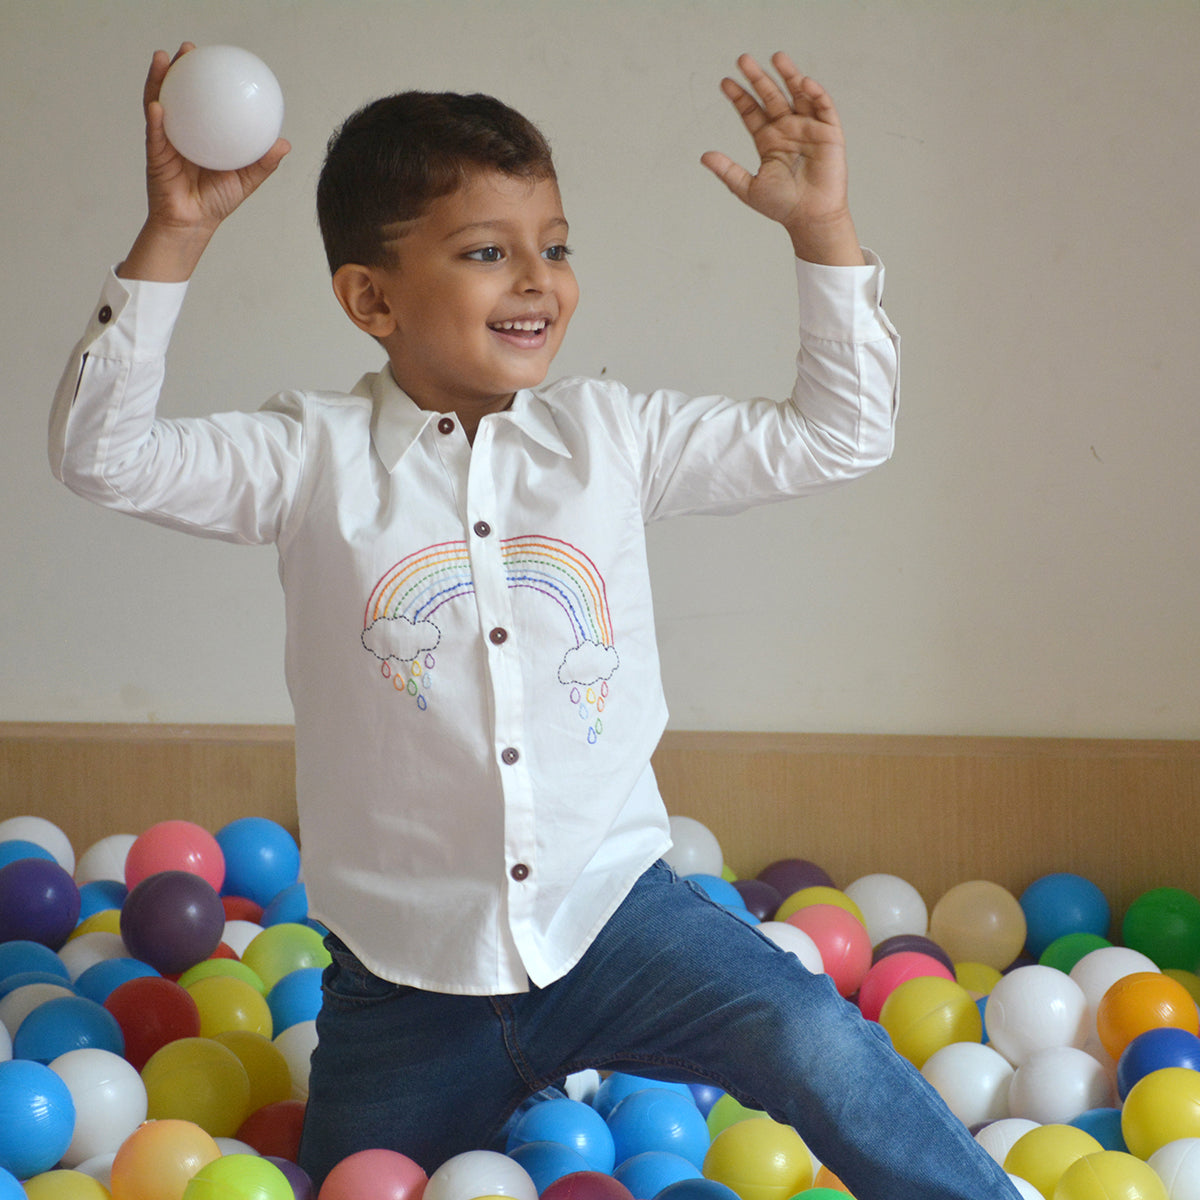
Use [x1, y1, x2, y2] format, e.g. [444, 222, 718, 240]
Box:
[335, 169, 579, 440]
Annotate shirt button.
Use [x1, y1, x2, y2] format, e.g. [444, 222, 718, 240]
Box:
[437, 417, 455, 435]
[98, 305, 113, 324]
[501, 747, 520, 766]
[510, 863, 530, 882]
[473, 520, 492, 538]
[489, 627, 508, 645]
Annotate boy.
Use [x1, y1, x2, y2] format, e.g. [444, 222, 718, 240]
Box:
[50, 45, 1020, 1198]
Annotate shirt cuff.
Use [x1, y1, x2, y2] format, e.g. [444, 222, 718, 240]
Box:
[794, 248, 896, 343]
[85, 269, 190, 361]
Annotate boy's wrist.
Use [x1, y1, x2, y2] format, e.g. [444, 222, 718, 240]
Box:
[117, 219, 216, 282]
[785, 211, 865, 267]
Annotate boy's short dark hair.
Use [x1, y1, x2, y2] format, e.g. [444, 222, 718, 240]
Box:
[316, 91, 556, 273]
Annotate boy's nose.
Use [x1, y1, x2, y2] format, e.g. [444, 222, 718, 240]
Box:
[515, 252, 552, 293]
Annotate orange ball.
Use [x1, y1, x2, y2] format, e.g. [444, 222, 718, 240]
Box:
[109, 1118, 221, 1200]
[1095, 971, 1200, 1059]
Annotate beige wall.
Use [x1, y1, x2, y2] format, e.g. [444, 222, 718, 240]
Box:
[5, 1, 1198, 737]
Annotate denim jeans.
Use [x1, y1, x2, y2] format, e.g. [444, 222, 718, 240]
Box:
[298, 861, 1020, 1198]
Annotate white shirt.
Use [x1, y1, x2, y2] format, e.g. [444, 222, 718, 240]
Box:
[50, 255, 899, 994]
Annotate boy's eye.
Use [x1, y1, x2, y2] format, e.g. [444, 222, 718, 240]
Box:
[466, 246, 503, 262]
[544, 244, 573, 262]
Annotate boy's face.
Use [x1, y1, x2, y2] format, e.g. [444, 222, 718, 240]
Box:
[365, 169, 579, 430]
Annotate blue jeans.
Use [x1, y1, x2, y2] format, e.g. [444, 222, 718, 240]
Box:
[298, 861, 1019, 1198]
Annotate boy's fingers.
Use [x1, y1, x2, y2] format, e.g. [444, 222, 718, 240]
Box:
[699, 150, 752, 203]
[736, 52, 792, 119]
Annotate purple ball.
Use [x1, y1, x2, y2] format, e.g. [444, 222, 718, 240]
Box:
[871, 934, 956, 975]
[120, 869, 225, 975]
[731, 879, 782, 922]
[0, 859, 81, 949]
[755, 858, 834, 897]
[265, 1157, 315, 1200]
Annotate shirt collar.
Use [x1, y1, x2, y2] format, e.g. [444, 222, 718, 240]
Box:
[366, 366, 572, 471]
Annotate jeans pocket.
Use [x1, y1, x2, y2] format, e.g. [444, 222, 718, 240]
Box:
[321, 934, 409, 1009]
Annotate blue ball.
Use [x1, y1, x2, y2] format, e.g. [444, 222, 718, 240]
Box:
[0, 840, 56, 870]
[0, 1167, 23, 1200]
[262, 880, 309, 926]
[267, 966, 325, 1034]
[1069, 1106, 1126, 1151]
[0, 941, 69, 989]
[508, 1141, 593, 1192]
[656, 1180, 741, 1200]
[0, 971, 75, 1002]
[687, 1083, 723, 1117]
[215, 817, 301, 907]
[607, 1088, 710, 1169]
[613, 1152, 701, 1198]
[507, 1096, 616, 1173]
[1019, 873, 1111, 959]
[0, 1059, 76, 1179]
[78, 878, 128, 921]
[12, 994, 125, 1063]
[74, 956, 159, 1004]
[593, 1072, 694, 1119]
[685, 875, 748, 912]
[1117, 1027, 1200, 1099]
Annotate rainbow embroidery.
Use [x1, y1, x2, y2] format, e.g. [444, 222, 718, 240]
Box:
[361, 535, 617, 741]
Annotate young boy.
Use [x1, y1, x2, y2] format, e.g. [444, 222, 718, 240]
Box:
[51, 46, 1021, 1198]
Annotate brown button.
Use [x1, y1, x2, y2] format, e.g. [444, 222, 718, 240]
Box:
[489, 627, 508, 645]
[501, 747, 520, 765]
[437, 417, 455, 435]
[98, 305, 113, 324]
[473, 520, 492, 538]
[510, 863, 530, 881]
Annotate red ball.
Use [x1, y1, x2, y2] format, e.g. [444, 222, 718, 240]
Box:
[542, 1173, 636, 1200]
[125, 819, 225, 891]
[857, 950, 956, 1021]
[319, 1148, 427, 1200]
[786, 903, 872, 997]
[237, 1098, 307, 1160]
[104, 975, 201, 1070]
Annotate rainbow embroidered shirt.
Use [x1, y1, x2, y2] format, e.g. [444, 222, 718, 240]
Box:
[50, 254, 899, 994]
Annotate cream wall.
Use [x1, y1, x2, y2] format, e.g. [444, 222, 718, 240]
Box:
[4, 1, 1198, 737]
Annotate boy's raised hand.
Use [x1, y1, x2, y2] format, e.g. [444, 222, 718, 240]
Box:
[702, 52, 864, 266]
[119, 44, 290, 282]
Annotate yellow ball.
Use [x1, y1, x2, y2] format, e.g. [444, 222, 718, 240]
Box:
[878, 975, 982, 1067]
[1121, 1067, 1200, 1160]
[703, 1117, 814, 1200]
[69, 909, 122, 938]
[213, 1029, 294, 1113]
[706, 1093, 766, 1139]
[1052, 1150, 1169, 1199]
[22, 1171, 111, 1200]
[1164, 969, 1200, 1006]
[955, 961, 1002, 998]
[775, 887, 865, 925]
[178, 958, 268, 994]
[929, 881, 1027, 970]
[1003, 1124, 1103, 1199]
[142, 1036, 252, 1138]
[185, 973, 273, 1039]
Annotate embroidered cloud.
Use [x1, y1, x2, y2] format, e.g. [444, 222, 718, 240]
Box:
[558, 641, 620, 687]
[361, 616, 441, 664]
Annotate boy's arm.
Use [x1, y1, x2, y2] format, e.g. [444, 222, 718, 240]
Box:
[120, 44, 289, 281]
[701, 52, 862, 267]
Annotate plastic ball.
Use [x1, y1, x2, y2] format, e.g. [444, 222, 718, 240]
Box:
[508, 1142, 592, 1193]
[704, 1094, 765, 1141]
[21, 1170, 111, 1198]
[13, 994, 125, 1062]
[0, 1058, 76, 1179]
[663, 817, 724, 879]
[0, 940, 70, 988]
[754, 922, 823, 976]
[1123, 889, 1200, 972]
[1041, 933, 1113, 975]
[1070, 947, 1162, 1020]
[506, 1096, 616, 1173]
[142, 1036, 252, 1137]
[974, 1117, 1040, 1167]
[181, 1152, 293, 1200]
[1007, 1046, 1115, 1124]
[0, 1168, 21, 1200]
[1019, 873, 1111, 960]
[655, 1181, 740, 1200]
[48, 1047, 147, 1167]
[784, 904, 871, 997]
[730, 880, 781, 923]
[606, 1088, 709, 1169]
[929, 880, 1027, 971]
[878, 975, 982, 1068]
[265, 966, 323, 1035]
[0, 858, 81, 948]
[920, 1041, 1015, 1127]
[120, 870, 226, 975]
[1096, 972, 1200, 1060]
[871, 933, 956, 975]
[263, 1158, 313, 1200]
[272, 1019, 317, 1100]
[73, 956, 159, 1005]
[1069, 1108, 1127, 1153]
[158, 45, 285, 172]
[754, 860, 834, 897]
[0, 816, 74, 874]
[104, 975, 201, 1071]
[125, 821, 225, 892]
[1122, 1068, 1200, 1160]
[232, 1098, 305, 1160]
[74, 834, 137, 885]
[701, 1117, 813, 1200]
[0, 839, 56, 869]
[316, 1148, 428, 1200]
[180, 958, 268, 994]
[984, 965, 1090, 1066]
[0, 982, 76, 1037]
[843, 873, 928, 946]
[109, 1118, 222, 1200]
[1007, 1178, 1045, 1200]
[1167, 970, 1200, 1007]
[540, 1171, 635, 1200]
[261, 881, 308, 927]
[857, 950, 955, 1022]
[592, 1073, 694, 1119]
[186, 974, 273, 1040]
[775, 887, 864, 925]
[1147, 1138, 1200, 1200]
[1052, 1150, 1169, 1200]
[214, 819, 300, 909]
[77, 879, 129, 922]
[1003, 1124, 1103, 1199]
[956, 961, 1003, 998]
[240, 924, 331, 991]
[1118, 1028, 1200, 1099]
[212, 1030, 292, 1113]
[612, 1151, 700, 1199]
[424, 1149, 538, 1200]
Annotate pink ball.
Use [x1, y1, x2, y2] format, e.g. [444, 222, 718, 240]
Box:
[318, 1148, 428, 1200]
[786, 903, 872, 997]
[857, 951, 956, 1022]
[125, 820, 226, 892]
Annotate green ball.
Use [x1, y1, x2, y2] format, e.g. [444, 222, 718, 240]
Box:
[182, 1153, 293, 1200]
[1122, 887, 1200, 971]
[1039, 931, 1112, 974]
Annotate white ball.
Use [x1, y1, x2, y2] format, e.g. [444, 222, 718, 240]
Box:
[844, 873, 928, 945]
[1148, 1138, 1200, 1200]
[214, 1138, 260, 1155]
[564, 1069, 601, 1105]
[1006, 1174, 1044, 1200]
[756, 921, 825, 976]
[1069, 945, 1161, 1019]
[222, 919, 265, 957]
[984, 965, 1090, 1065]
[973, 1117, 1040, 1167]
[159, 45, 284, 170]
[424, 1150, 539, 1200]
[58, 932, 129, 982]
[0, 1015, 11, 1062]
[1007, 1046, 1114, 1124]
[49, 1047, 147, 1166]
[75, 834, 136, 885]
[921, 1041, 1014, 1128]
[0, 815, 75, 874]
[663, 815, 724, 878]
[73, 1152, 116, 1187]
[0, 981, 74, 1035]
[274, 1018, 318, 1100]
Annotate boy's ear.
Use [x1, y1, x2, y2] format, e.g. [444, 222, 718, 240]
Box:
[331, 264, 397, 338]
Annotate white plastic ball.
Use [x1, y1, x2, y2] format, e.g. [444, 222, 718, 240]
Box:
[0, 815, 75, 874]
[49, 1047, 147, 1166]
[663, 816, 724, 878]
[57, 932, 129, 982]
[1007, 1046, 1114, 1124]
[222, 919, 266, 957]
[1148, 1138, 1200, 1200]
[214, 1137, 260, 1155]
[74, 1152, 116, 1188]
[974, 1117, 1040, 1167]
[274, 1018, 318, 1100]
[74, 834, 136, 885]
[1069, 945, 1161, 1020]
[424, 1149, 539, 1200]
[0, 1015, 11, 1062]
[0, 981, 75, 1034]
[984, 965, 1090, 1066]
[564, 1068, 602, 1105]
[920, 1041, 1014, 1128]
[159, 45, 284, 170]
[756, 920, 825, 976]
[1006, 1174, 1044, 1200]
[844, 873, 928, 945]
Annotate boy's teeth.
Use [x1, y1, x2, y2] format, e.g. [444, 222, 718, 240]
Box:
[492, 319, 547, 332]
